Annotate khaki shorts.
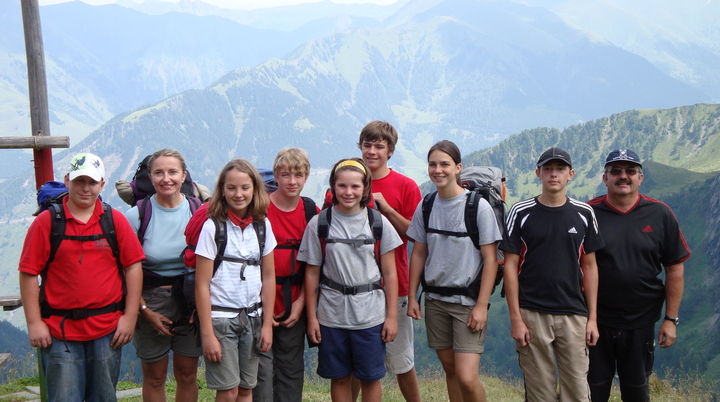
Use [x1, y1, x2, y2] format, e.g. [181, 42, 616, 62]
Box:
[385, 296, 415, 375]
[425, 298, 487, 354]
[517, 309, 590, 402]
[205, 314, 261, 391]
[134, 287, 202, 362]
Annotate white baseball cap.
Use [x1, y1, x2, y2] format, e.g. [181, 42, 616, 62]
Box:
[68, 153, 105, 182]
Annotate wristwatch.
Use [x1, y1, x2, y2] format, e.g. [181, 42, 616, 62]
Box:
[139, 304, 148, 313]
[664, 315, 679, 325]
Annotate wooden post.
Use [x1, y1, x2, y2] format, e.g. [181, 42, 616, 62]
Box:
[21, 0, 54, 189]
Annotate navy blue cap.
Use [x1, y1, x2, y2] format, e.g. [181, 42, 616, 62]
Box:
[537, 147, 572, 168]
[605, 149, 642, 167]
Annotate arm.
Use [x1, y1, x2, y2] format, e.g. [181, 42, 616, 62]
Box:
[504, 252, 530, 346]
[380, 250, 398, 342]
[659, 262, 684, 348]
[468, 243, 498, 333]
[304, 264, 321, 344]
[111, 260, 143, 349]
[259, 252, 276, 352]
[580, 251, 599, 346]
[406, 241, 427, 320]
[373, 192, 411, 238]
[19, 272, 52, 348]
[196, 255, 222, 362]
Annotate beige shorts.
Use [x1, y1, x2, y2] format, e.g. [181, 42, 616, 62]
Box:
[425, 298, 487, 354]
[517, 309, 590, 402]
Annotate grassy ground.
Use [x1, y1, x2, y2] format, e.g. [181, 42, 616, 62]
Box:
[1, 369, 717, 402]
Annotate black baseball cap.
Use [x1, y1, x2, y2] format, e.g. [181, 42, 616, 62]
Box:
[605, 149, 642, 167]
[537, 147, 572, 168]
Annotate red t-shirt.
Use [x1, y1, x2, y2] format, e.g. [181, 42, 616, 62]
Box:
[324, 170, 421, 296]
[372, 170, 421, 296]
[267, 199, 320, 317]
[18, 197, 145, 341]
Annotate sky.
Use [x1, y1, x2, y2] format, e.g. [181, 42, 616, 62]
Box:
[38, 0, 402, 9]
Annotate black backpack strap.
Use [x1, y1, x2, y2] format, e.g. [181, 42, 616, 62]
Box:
[464, 190, 481, 250]
[253, 220, 266, 265]
[99, 203, 124, 293]
[301, 196, 317, 223]
[422, 192, 436, 235]
[212, 217, 227, 276]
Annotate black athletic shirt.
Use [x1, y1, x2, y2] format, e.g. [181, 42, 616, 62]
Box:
[500, 196, 604, 316]
[588, 194, 690, 329]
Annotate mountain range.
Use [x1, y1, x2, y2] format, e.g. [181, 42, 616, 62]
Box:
[1, 0, 720, 387]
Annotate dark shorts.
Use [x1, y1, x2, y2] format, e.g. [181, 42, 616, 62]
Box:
[317, 324, 386, 382]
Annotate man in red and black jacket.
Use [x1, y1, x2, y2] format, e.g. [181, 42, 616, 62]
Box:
[588, 149, 691, 402]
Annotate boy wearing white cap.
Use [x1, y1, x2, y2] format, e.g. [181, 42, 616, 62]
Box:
[19, 153, 144, 402]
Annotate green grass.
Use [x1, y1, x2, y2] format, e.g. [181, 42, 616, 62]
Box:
[2, 369, 717, 402]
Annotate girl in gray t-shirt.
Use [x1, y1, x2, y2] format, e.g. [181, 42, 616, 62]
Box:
[298, 158, 401, 401]
[406, 141, 501, 401]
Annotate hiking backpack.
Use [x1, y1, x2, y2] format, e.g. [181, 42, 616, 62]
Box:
[37, 187, 125, 322]
[316, 206, 384, 295]
[420, 166, 507, 299]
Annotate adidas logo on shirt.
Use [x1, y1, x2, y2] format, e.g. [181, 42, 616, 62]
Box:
[642, 225, 653, 233]
[568, 227, 578, 234]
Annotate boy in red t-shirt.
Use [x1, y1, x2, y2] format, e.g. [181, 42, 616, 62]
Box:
[354, 121, 422, 402]
[19, 153, 144, 402]
[254, 148, 319, 402]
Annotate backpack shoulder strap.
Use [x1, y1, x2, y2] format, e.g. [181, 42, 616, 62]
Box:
[464, 190, 481, 250]
[253, 219, 266, 265]
[187, 195, 202, 213]
[99, 202, 125, 294]
[136, 196, 153, 245]
[212, 217, 227, 276]
[367, 206, 383, 241]
[422, 192, 437, 233]
[45, 202, 66, 270]
[317, 208, 331, 240]
[301, 196, 317, 223]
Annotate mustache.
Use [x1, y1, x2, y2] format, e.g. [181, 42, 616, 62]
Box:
[614, 179, 632, 185]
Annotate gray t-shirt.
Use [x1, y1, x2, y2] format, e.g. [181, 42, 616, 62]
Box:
[298, 207, 402, 330]
[406, 189, 502, 306]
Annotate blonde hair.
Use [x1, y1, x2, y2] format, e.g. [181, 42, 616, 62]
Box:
[207, 159, 269, 222]
[272, 148, 310, 176]
[148, 149, 187, 173]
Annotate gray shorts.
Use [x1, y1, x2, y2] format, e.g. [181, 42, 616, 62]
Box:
[385, 296, 415, 375]
[425, 298, 487, 354]
[134, 287, 202, 362]
[205, 314, 261, 391]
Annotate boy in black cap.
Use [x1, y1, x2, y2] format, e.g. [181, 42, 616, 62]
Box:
[500, 147, 604, 402]
[587, 149, 690, 402]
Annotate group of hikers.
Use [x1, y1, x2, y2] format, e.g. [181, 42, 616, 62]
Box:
[18, 120, 690, 402]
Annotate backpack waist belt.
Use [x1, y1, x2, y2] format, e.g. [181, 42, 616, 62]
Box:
[143, 273, 181, 288]
[276, 272, 303, 285]
[41, 300, 126, 320]
[422, 284, 474, 298]
[321, 278, 382, 295]
[211, 302, 262, 314]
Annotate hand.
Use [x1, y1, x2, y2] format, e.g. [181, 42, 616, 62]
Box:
[143, 308, 174, 336]
[111, 314, 136, 349]
[407, 298, 422, 320]
[511, 318, 531, 346]
[307, 318, 321, 345]
[203, 334, 223, 362]
[586, 319, 599, 346]
[372, 192, 388, 213]
[382, 317, 398, 343]
[28, 321, 52, 349]
[658, 321, 677, 348]
[467, 304, 488, 333]
[277, 298, 304, 328]
[258, 324, 273, 353]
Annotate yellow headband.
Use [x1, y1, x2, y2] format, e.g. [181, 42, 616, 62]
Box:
[335, 160, 366, 175]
